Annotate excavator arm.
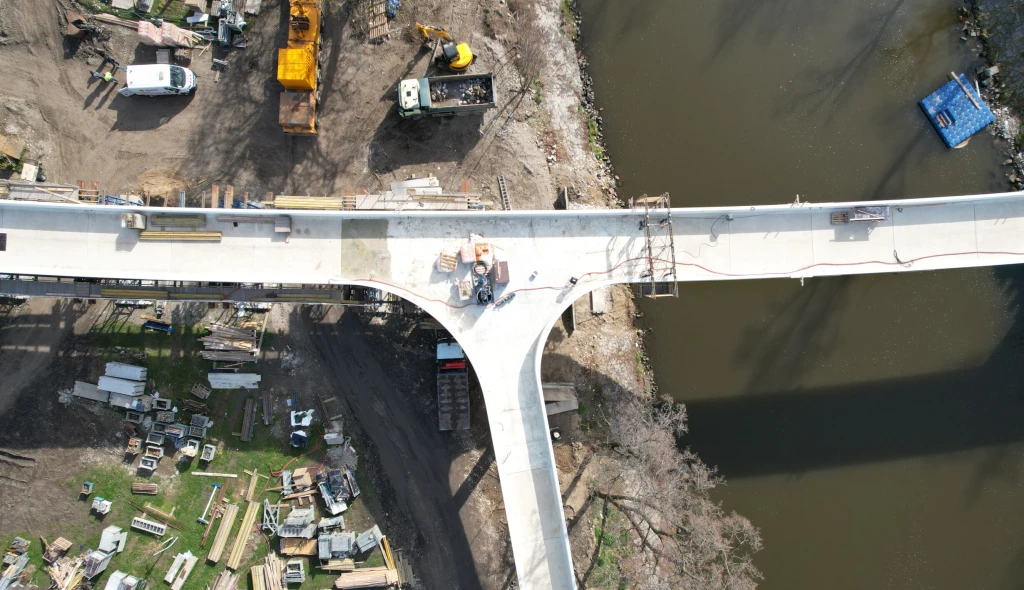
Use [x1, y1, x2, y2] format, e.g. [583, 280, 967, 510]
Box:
[415, 23, 453, 42]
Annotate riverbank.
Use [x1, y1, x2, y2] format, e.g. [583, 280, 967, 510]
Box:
[532, 1, 764, 588]
[969, 0, 1024, 187]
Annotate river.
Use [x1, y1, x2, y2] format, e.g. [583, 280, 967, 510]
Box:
[579, 0, 1024, 588]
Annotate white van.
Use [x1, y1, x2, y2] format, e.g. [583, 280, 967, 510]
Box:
[118, 64, 196, 97]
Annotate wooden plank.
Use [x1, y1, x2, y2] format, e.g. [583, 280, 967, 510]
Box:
[245, 469, 259, 502]
[212, 184, 220, 209]
[227, 501, 260, 570]
[208, 503, 239, 563]
[192, 471, 238, 478]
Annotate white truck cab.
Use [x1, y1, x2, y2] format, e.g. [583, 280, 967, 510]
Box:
[118, 64, 196, 97]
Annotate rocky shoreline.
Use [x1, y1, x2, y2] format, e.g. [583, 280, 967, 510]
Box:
[560, 0, 621, 202]
[966, 0, 1024, 188]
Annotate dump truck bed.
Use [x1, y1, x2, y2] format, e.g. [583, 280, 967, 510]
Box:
[426, 73, 495, 110]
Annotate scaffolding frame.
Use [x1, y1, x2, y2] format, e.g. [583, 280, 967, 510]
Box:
[631, 193, 678, 298]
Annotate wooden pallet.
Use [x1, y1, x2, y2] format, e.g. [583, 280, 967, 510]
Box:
[131, 482, 159, 495]
[364, 0, 389, 43]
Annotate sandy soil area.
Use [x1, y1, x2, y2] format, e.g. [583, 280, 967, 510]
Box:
[0, 0, 616, 210]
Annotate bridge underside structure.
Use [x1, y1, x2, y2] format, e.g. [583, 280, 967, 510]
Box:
[4, 191, 1024, 589]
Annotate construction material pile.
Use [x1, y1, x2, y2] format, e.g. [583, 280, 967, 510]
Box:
[0, 537, 30, 590]
[200, 323, 259, 362]
[250, 552, 284, 590]
[44, 552, 82, 590]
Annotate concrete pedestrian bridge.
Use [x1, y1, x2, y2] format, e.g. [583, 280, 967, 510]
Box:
[4, 190, 1024, 589]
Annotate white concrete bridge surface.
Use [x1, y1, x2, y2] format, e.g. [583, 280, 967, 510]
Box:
[4, 190, 1024, 589]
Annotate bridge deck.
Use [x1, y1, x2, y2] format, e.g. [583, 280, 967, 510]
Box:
[3, 192, 1024, 590]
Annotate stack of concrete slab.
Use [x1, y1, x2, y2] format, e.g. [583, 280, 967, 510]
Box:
[106, 362, 148, 381]
[98, 376, 145, 396]
[208, 373, 261, 390]
[73, 381, 110, 403]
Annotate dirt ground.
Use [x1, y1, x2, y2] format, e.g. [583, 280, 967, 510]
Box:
[0, 0, 615, 210]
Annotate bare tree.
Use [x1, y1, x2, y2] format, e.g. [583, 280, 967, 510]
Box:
[581, 397, 763, 589]
[506, 1, 549, 95]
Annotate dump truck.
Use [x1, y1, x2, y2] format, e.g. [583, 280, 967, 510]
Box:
[398, 73, 496, 119]
[436, 338, 470, 431]
[277, 0, 323, 134]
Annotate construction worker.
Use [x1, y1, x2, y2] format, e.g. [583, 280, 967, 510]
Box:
[90, 71, 116, 84]
[103, 55, 126, 72]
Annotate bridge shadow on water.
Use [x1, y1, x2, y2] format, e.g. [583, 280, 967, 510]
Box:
[680, 263, 1024, 480]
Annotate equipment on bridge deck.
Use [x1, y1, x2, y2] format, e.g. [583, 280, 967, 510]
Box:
[830, 206, 889, 224]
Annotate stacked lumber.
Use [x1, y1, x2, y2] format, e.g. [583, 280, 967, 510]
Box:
[208, 504, 239, 563]
[210, 570, 241, 590]
[254, 553, 283, 590]
[320, 558, 355, 572]
[273, 196, 347, 210]
[226, 502, 260, 570]
[139, 230, 222, 242]
[241, 398, 257, 442]
[202, 351, 258, 362]
[334, 567, 400, 589]
[131, 482, 159, 495]
[201, 324, 258, 351]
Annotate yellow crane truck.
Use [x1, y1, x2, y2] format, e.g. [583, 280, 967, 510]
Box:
[277, 0, 323, 135]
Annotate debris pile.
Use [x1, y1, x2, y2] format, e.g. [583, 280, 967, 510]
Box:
[428, 78, 493, 105]
[200, 323, 260, 362]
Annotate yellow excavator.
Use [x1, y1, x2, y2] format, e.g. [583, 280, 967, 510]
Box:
[414, 23, 474, 72]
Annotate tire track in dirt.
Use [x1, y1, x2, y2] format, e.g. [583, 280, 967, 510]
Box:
[304, 310, 484, 590]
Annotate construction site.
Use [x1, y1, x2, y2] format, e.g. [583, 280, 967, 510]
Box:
[0, 0, 636, 589]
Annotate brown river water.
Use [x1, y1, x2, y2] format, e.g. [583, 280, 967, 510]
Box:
[580, 0, 1024, 588]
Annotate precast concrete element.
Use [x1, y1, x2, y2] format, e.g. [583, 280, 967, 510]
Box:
[5, 191, 1024, 589]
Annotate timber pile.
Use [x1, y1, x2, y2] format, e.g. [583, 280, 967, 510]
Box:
[241, 398, 257, 442]
[320, 558, 355, 572]
[251, 553, 283, 590]
[334, 567, 400, 589]
[271, 196, 346, 210]
[226, 502, 260, 570]
[45, 555, 83, 590]
[131, 482, 159, 495]
[201, 324, 258, 351]
[211, 570, 241, 590]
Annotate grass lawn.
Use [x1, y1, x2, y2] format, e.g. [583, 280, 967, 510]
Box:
[5, 311, 389, 589]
